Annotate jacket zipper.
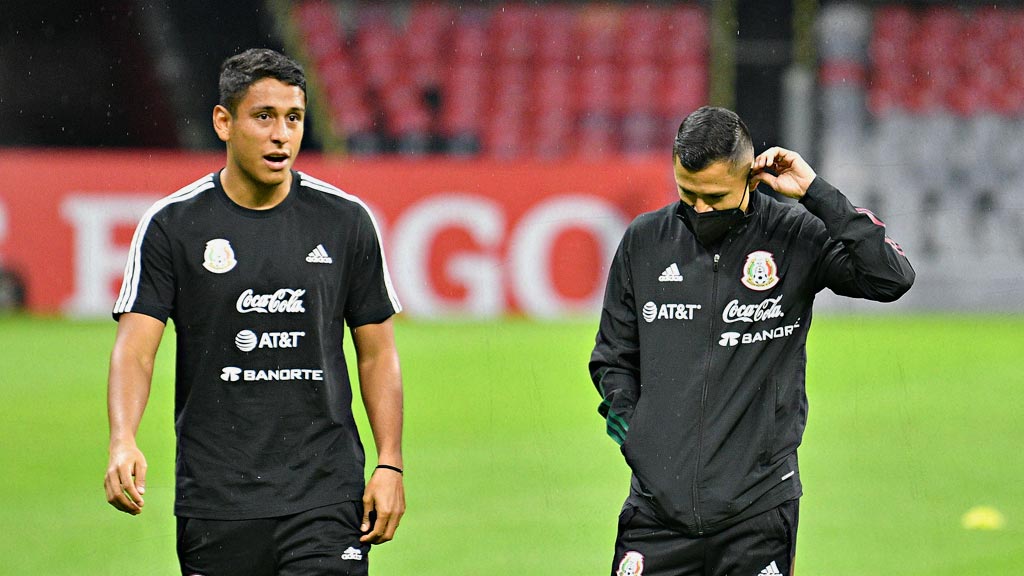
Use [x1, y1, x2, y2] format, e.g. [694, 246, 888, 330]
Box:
[692, 252, 720, 535]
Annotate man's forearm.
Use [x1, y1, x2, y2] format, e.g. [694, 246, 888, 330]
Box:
[108, 315, 163, 444]
[108, 363, 152, 446]
[358, 352, 404, 466]
[353, 319, 404, 467]
[105, 313, 164, 514]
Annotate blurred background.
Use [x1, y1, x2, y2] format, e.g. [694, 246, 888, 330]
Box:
[1, 0, 1023, 316]
[0, 1, 1022, 574]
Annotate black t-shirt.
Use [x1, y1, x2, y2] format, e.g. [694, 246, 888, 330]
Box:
[113, 170, 401, 519]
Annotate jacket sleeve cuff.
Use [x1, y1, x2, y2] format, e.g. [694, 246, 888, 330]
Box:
[596, 374, 638, 446]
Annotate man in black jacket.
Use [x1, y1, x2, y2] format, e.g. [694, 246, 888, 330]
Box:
[590, 106, 914, 576]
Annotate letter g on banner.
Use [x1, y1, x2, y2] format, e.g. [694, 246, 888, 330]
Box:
[391, 194, 504, 318]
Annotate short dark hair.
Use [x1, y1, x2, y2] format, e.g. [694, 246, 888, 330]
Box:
[218, 48, 306, 114]
[672, 106, 754, 173]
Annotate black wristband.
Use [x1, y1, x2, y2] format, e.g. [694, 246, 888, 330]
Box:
[375, 464, 403, 475]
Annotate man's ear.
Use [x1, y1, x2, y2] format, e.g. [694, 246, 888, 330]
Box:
[212, 104, 232, 143]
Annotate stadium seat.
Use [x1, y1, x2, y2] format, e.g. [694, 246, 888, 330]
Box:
[575, 112, 616, 158]
[620, 64, 660, 115]
[664, 5, 708, 64]
[658, 62, 706, 118]
[533, 117, 574, 154]
[576, 4, 621, 66]
[621, 6, 665, 65]
[491, 4, 536, 64]
[449, 9, 491, 65]
[576, 63, 618, 115]
[404, 3, 452, 89]
[484, 112, 528, 159]
[872, 5, 916, 40]
[534, 6, 576, 64]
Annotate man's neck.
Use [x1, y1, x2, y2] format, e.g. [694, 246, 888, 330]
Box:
[220, 166, 291, 210]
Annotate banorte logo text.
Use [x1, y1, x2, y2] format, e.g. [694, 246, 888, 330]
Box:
[221, 366, 324, 382]
[719, 317, 802, 347]
[236, 288, 306, 314]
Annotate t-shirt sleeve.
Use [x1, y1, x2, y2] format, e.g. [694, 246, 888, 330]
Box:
[343, 204, 401, 327]
[112, 212, 175, 323]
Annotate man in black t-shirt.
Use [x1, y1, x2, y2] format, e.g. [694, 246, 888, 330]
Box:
[104, 49, 405, 576]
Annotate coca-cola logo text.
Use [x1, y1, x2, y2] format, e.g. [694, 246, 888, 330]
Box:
[722, 295, 784, 324]
[236, 288, 307, 314]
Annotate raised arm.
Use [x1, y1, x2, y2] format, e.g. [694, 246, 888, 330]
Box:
[752, 146, 915, 301]
[105, 312, 165, 515]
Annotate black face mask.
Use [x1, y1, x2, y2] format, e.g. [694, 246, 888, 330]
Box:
[682, 184, 749, 246]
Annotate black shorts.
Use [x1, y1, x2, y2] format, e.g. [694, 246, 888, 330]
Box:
[177, 501, 370, 576]
[611, 499, 799, 576]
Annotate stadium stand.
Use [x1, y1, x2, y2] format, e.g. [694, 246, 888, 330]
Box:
[287, 1, 709, 158]
[818, 3, 1024, 311]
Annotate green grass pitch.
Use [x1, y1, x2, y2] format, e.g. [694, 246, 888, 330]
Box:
[1, 314, 1021, 574]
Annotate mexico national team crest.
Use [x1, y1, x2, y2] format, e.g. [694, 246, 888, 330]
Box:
[616, 551, 645, 576]
[741, 250, 780, 291]
[202, 238, 237, 274]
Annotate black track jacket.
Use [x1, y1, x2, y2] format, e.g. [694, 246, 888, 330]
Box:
[590, 177, 914, 536]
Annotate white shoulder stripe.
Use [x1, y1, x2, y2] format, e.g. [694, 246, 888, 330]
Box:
[113, 174, 216, 315]
[298, 172, 403, 314]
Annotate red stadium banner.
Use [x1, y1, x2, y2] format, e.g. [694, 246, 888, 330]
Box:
[0, 150, 673, 318]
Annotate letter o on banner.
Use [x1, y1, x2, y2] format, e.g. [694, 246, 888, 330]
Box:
[509, 196, 627, 318]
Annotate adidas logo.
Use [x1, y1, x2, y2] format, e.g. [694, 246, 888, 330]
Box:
[758, 560, 782, 576]
[658, 263, 683, 282]
[305, 244, 333, 264]
[341, 546, 363, 561]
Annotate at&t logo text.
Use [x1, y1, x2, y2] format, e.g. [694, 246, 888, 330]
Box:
[235, 330, 306, 352]
[642, 301, 701, 323]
